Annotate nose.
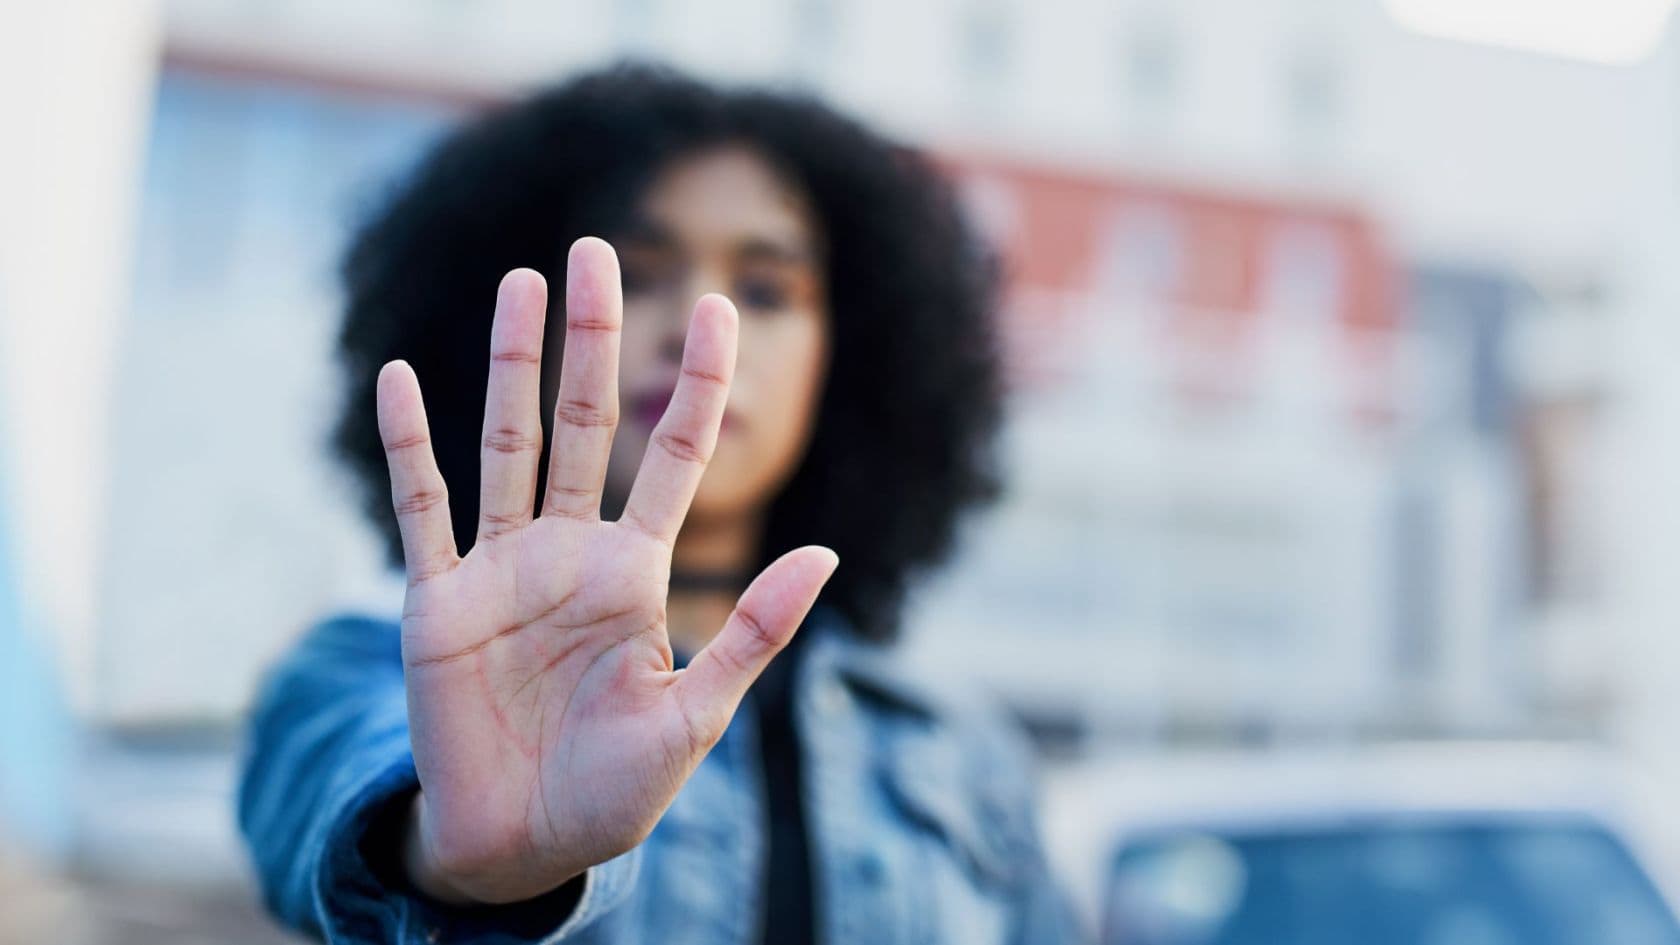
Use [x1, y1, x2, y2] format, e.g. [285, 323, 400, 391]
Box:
[653, 303, 686, 366]
[660, 266, 731, 362]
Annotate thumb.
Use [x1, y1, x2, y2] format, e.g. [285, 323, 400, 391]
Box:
[669, 545, 839, 750]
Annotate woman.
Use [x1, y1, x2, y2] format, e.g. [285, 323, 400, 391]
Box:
[238, 65, 1078, 945]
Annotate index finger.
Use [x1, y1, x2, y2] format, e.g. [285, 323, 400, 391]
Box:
[377, 360, 459, 583]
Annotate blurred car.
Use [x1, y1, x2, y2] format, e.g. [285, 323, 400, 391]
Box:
[1041, 742, 1680, 945]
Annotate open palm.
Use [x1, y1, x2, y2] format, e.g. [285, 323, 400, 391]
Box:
[376, 237, 837, 904]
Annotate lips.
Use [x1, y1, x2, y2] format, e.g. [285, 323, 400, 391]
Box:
[627, 388, 738, 432]
[630, 389, 673, 430]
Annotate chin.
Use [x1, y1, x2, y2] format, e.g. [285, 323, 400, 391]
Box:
[684, 489, 766, 526]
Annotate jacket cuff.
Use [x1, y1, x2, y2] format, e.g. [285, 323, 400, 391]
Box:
[532, 847, 639, 943]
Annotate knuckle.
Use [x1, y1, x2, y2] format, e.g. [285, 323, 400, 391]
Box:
[617, 508, 670, 546]
[553, 399, 616, 429]
[681, 366, 728, 389]
[394, 487, 447, 517]
[542, 484, 597, 521]
[408, 557, 455, 585]
[732, 607, 779, 653]
[383, 432, 429, 453]
[483, 427, 541, 455]
[545, 503, 594, 523]
[567, 318, 619, 334]
[478, 511, 525, 536]
[654, 431, 710, 465]
[713, 640, 752, 679]
[676, 695, 725, 758]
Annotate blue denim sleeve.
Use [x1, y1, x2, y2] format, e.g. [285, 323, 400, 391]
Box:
[236, 615, 640, 944]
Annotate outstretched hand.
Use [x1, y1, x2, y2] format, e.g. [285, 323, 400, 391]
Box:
[376, 237, 837, 904]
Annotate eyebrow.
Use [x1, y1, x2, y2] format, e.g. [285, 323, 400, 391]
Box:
[736, 237, 815, 267]
[616, 215, 817, 267]
[615, 216, 679, 251]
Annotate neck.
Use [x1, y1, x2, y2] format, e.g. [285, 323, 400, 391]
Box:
[666, 511, 761, 655]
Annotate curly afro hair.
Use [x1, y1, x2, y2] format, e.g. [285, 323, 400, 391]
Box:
[333, 64, 1004, 642]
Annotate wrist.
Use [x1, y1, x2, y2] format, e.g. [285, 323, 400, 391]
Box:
[402, 792, 474, 905]
[401, 791, 587, 906]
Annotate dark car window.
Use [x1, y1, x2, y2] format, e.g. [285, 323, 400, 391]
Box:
[1103, 818, 1680, 945]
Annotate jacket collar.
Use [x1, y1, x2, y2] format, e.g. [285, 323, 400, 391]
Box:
[800, 604, 941, 723]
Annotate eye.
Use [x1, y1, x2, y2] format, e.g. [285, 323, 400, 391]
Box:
[734, 275, 790, 311]
[620, 265, 659, 297]
[620, 254, 678, 297]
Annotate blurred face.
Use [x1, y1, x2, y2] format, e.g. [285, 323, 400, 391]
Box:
[601, 146, 831, 528]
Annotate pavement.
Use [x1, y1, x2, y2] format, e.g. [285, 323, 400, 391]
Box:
[1, 860, 304, 945]
[2, 732, 306, 945]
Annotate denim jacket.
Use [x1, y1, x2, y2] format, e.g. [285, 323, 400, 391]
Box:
[237, 599, 1082, 945]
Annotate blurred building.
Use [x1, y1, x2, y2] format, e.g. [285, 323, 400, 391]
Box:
[7, 0, 1680, 896]
[64, 0, 1654, 738]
